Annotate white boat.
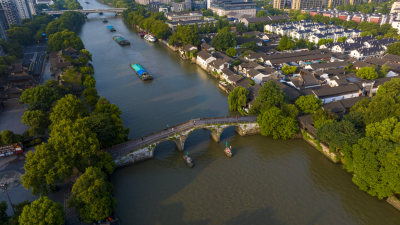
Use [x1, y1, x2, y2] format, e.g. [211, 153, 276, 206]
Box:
[144, 34, 157, 42]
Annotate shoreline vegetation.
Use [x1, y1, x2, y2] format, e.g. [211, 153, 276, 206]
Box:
[0, 1, 128, 223]
[119, 3, 400, 212]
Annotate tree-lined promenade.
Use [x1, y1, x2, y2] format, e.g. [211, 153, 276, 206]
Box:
[0, 8, 128, 225]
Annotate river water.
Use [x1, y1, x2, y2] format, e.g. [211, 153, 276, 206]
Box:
[78, 1, 400, 224]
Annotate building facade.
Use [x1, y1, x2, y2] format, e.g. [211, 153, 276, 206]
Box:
[0, 0, 21, 28]
[209, 0, 256, 17]
[15, 0, 32, 19]
[292, 0, 328, 10]
[273, 0, 286, 9]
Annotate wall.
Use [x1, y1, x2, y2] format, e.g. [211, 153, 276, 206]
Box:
[301, 130, 340, 163]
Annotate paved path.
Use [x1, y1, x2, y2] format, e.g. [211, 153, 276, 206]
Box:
[107, 116, 257, 159]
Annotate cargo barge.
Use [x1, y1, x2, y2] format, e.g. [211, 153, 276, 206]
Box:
[130, 64, 153, 81]
[107, 25, 116, 32]
[113, 36, 130, 46]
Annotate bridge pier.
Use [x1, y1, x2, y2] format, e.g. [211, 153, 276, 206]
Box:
[210, 129, 223, 143]
[173, 135, 187, 151]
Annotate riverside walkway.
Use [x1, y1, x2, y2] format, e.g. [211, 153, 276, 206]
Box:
[106, 116, 258, 164]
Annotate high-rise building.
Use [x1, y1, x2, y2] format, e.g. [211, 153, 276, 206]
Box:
[327, 0, 345, 8]
[15, 0, 32, 19]
[27, 0, 37, 16]
[209, 0, 256, 17]
[0, 5, 7, 40]
[0, 0, 21, 28]
[291, 0, 328, 10]
[273, 0, 286, 9]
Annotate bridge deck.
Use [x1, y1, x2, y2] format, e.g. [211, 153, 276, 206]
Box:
[44, 8, 127, 15]
[106, 116, 257, 159]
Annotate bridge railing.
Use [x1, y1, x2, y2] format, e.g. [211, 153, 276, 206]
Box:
[106, 116, 257, 153]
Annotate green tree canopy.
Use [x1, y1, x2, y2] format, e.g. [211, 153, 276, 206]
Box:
[281, 65, 297, 75]
[22, 110, 49, 136]
[356, 67, 379, 80]
[351, 137, 400, 199]
[19, 196, 64, 225]
[49, 94, 88, 125]
[20, 84, 64, 111]
[277, 35, 294, 51]
[295, 95, 322, 114]
[386, 42, 400, 56]
[366, 117, 400, 143]
[249, 81, 286, 114]
[48, 29, 84, 52]
[0, 130, 21, 146]
[225, 47, 237, 57]
[70, 167, 115, 223]
[228, 86, 249, 113]
[312, 108, 336, 129]
[257, 106, 298, 139]
[211, 28, 236, 51]
[316, 120, 361, 151]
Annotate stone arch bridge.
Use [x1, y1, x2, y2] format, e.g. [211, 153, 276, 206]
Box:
[106, 116, 259, 167]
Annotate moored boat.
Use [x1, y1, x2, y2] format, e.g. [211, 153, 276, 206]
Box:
[103, 18, 108, 23]
[183, 154, 194, 168]
[130, 64, 153, 81]
[144, 34, 157, 42]
[224, 141, 232, 158]
[107, 25, 116, 32]
[224, 146, 232, 158]
[113, 36, 130, 46]
[138, 32, 146, 38]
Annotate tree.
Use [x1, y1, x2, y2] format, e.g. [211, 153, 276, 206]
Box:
[380, 64, 389, 77]
[49, 94, 88, 125]
[20, 84, 64, 112]
[82, 87, 99, 109]
[90, 98, 129, 148]
[225, 47, 237, 57]
[366, 117, 400, 143]
[351, 137, 400, 199]
[228, 86, 249, 112]
[312, 108, 336, 129]
[83, 75, 96, 88]
[376, 78, 400, 97]
[277, 35, 294, 51]
[281, 65, 297, 75]
[256, 10, 268, 17]
[0, 201, 9, 223]
[0, 130, 21, 146]
[295, 95, 322, 114]
[386, 42, 400, 56]
[19, 196, 64, 225]
[211, 28, 236, 51]
[241, 41, 258, 51]
[70, 167, 115, 223]
[316, 120, 361, 151]
[257, 106, 298, 139]
[49, 118, 100, 172]
[337, 36, 347, 42]
[48, 29, 84, 52]
[150, 20, 170, 39]
[356, 67, 379, 80]
[250, 81, 286, 114]
[235, 22, 247, 34]
[22, 110, 49, 135]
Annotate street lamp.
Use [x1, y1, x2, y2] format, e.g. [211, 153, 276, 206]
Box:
[0, 183, 14, 215]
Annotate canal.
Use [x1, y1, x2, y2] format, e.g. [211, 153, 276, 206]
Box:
[79, 1, 400, 224]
